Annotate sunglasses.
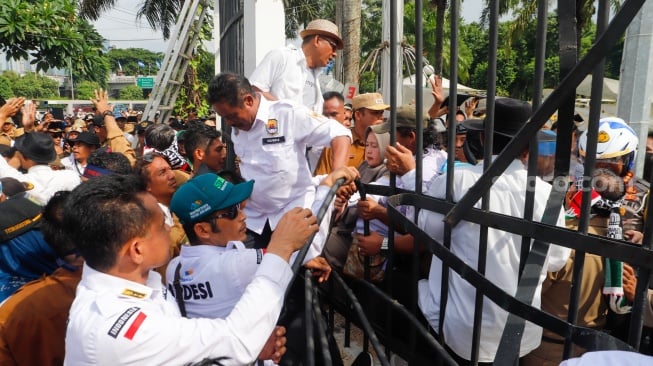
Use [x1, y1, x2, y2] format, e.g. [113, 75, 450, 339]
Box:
[320, 36, 338, 51]
[211, 203, 241, 221]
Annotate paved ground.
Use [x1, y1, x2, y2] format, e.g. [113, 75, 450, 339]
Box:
[331, 311, 407, 366]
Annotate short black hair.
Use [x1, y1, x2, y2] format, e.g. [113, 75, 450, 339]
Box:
[144, 124, 176, 151]
[323, 91, 345, 103]
[183, 124, 222, 159]
[42, 191, 74, 258]
[62, 174, 150, 271]
[87, 151, 132, 175]
[207, 72, 254, 107]
[133, 152, 166, 187]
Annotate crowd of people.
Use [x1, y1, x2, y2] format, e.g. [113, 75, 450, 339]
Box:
[0, 17, 652, 366]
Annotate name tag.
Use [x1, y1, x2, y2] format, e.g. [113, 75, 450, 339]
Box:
[262, 136, 286, 145]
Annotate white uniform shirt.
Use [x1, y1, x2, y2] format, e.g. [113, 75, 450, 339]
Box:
[165, 185, 336, 317]
[0, 158, 80, 204]
[166, 242, 261, 319]
[61, 155, 86, 176]
[249, 46, 324, 113]
[232, 97, 351, 235]
[416, 159, 571, 362]
[65, 258, 292, 366]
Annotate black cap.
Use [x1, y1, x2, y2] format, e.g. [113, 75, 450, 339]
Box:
[68, 131, 101, 147]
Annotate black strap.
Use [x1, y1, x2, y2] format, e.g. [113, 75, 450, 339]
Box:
[173, 262, 187, 317]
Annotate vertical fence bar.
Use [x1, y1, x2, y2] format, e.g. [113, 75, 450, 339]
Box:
[384, 0, 398, 356]
[410, 0, 425, 361]
[468, 0, 499, 363]
[556, 0, 584, 359]
[519, 0, 548, 279]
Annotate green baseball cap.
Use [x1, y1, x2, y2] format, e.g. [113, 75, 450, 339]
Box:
[170, 173, 254, 224]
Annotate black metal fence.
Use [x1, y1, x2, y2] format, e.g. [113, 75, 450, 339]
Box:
[219, 0, 653, 364]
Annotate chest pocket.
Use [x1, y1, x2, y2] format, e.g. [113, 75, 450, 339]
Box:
[261, 140, 296, 173]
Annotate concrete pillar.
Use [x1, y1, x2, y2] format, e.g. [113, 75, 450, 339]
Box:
[617, 0, 653, 178]
[243, 0, 285, 77]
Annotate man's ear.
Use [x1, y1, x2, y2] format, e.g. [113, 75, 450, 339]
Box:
[194, 148, 204, 162]
[194, 222, 212, 241]
[243, 94, 255, 108]
[124, 238, 145, 265]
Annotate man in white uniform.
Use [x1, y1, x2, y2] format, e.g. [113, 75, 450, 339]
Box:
[416, 98, 571, 363]
[208, 72, 351, 250]
[62, 174, 319, 365]
[166, 170, 359, 318]
[249, 19, 343, 114]
[0, 132, 80, 204]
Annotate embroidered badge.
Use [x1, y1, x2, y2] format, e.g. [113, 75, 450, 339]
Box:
[108, 307, 140, 338]
[123, 312, 147, 340]
[266, 119, 278, 135]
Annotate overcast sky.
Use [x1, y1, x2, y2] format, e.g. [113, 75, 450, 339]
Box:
[93, 0, 485, 53]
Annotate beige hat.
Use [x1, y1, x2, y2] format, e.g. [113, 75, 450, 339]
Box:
[370, 104, 429, 134]
[352, 93, 390, 111]
[299, 19, 344, 50]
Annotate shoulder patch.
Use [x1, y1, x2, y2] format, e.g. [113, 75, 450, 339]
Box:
[108, 307, 140, 338]
[309, 111, 328, 123]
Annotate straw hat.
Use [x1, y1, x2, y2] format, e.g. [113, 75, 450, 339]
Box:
[299, 19, 344, 50]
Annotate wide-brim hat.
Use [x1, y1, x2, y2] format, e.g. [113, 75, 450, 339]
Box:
[14, 132, 56, 164]
[461, 98, 532, 137]
[170, 173, 254, 224]
[352, 93, 390, 111]
[68, 131, 101, 147]
[370, 104, 429, 134]
[299, 19, 344, 50]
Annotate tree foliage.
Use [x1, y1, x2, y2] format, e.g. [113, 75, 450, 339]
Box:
[10, 72, 60, 99]
[106, 48, 164, 76]
[0, 76, 14, 99]
[76, 81, 102, 100]
[0, 0, 108, 82]
[119, 85, 145, 100]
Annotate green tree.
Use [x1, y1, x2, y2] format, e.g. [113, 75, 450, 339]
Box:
[120, 85, 145, 100]
[0, 0, 108, 81]
[107, 48, 164, 76]
[11, 73, 59, 99]
[0, 76, 13, 98]
[76, 81, 102, 100]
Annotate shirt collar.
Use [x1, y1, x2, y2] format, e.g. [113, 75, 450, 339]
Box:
[81, 263, 162, 302]
[253, 95, 274, 130]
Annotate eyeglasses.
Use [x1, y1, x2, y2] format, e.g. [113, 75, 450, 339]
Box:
[211, 203, 241, 221]
[320, 36, 338, 51]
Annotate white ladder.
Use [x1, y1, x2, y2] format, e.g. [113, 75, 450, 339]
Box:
[142, 0, 209, 123]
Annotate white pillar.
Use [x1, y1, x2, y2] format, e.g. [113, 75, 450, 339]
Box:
[617, 0, 653, 178]
[243, 0, 285, 77]
[380, 0, 404, 105]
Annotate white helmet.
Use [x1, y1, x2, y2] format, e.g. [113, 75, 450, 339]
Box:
[578, 117, 638, 174]
[578, 117, 638, 159]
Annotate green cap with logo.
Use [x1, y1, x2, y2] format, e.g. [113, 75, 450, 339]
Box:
[170, 173, 254, 224]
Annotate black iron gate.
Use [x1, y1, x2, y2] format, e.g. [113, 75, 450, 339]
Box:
[218, 0, 653, 364]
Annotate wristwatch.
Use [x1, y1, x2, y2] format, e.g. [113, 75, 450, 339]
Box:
[102, 110, 113, 118]
[380, 237, 389, 251]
